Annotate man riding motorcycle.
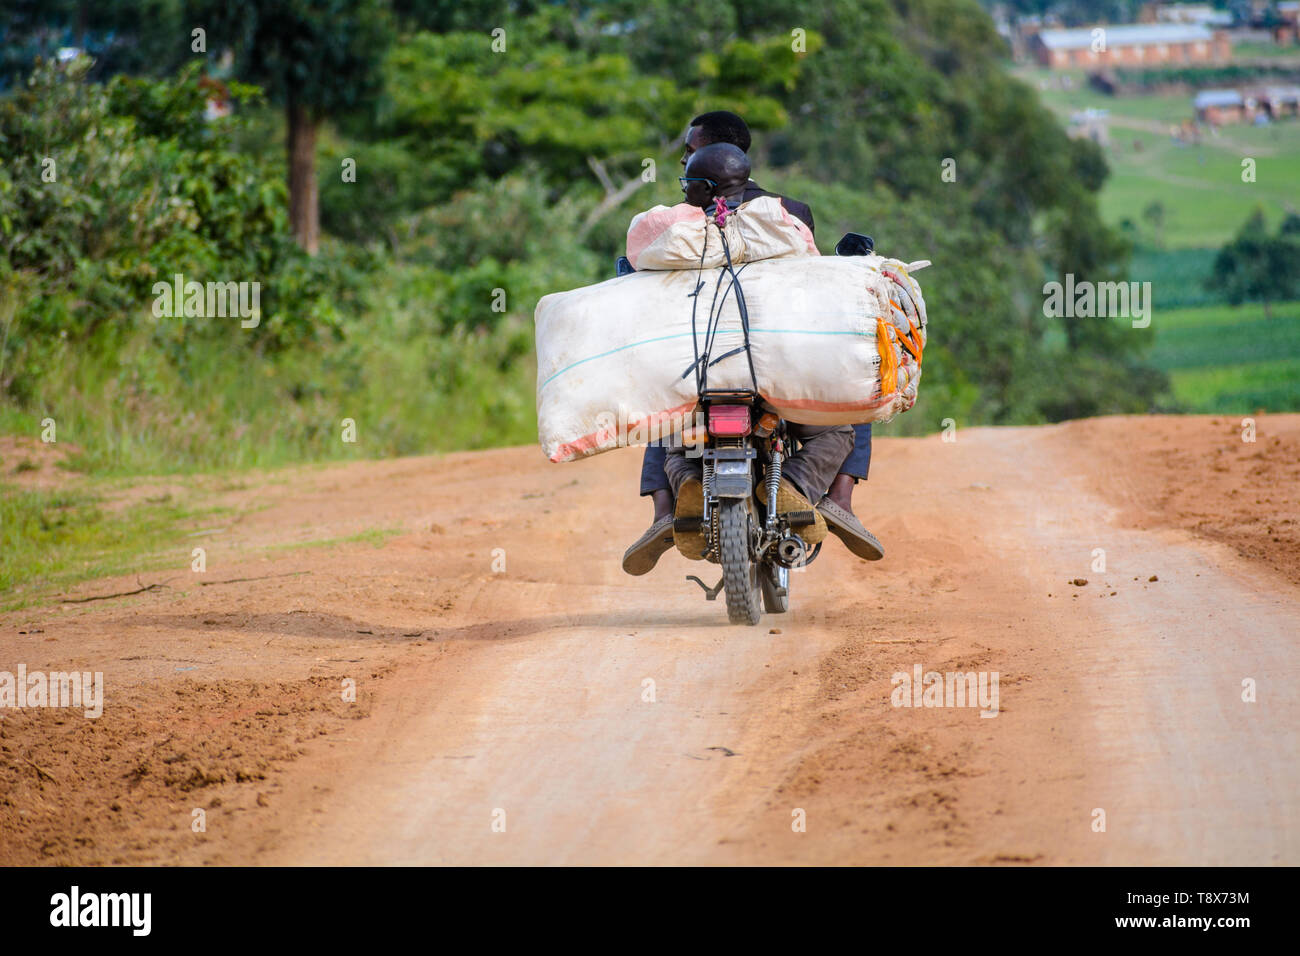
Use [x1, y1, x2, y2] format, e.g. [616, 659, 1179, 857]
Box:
[655, 142, 855, 558]
[621, 110, 883, 574]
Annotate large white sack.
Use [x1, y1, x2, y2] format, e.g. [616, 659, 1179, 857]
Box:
[535, 254, 928, 463]
[627, 196, 816, 271]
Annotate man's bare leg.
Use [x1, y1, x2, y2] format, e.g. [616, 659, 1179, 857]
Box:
[650, 488, 673, 522]
[826, 472, 856, 511]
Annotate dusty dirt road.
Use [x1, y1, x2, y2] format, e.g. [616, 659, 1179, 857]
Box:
[2, 415, 1297, 865]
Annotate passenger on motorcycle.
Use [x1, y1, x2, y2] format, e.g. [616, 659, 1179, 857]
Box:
[622, 111, 882, 575]
[656, 142, 855, 560]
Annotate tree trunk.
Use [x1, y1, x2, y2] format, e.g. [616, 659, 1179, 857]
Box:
[287, 97, 319, 255]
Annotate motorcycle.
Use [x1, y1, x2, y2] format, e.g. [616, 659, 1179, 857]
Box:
[676, 388, 820, 624]
[618, 232, 875, 626]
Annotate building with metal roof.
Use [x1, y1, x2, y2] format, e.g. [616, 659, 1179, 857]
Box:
[1031, 22, 1231, 68]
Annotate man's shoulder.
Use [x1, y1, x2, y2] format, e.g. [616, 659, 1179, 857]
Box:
[744, 180, 815, 234]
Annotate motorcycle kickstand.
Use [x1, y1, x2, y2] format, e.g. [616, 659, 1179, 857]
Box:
[686, 575, 726, 600]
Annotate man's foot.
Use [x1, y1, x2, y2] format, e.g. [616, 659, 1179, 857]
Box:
[816, 496, 885, 560]
[757, 477, 828, 544]
[673, 478, 707, 560]
[621, 515, 675, 575]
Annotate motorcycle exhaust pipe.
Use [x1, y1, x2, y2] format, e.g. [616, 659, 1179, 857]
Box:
[775, 535, 807, 568]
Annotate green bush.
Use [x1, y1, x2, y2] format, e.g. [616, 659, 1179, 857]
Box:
[0, 57, 379, 402]
[1113, 64, 1300, 90]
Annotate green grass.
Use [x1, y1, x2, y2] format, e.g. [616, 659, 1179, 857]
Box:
[0, 267, 539, 478]
[1146, 301, 1300, 412]
[1100, 126, 1300, 248]
[265, 526, 406, 554]
[1016, 66, 1300, 248]
[1168, 358, 1300, 412]
[0, 483, 407, 611]
[1232, 41, 1300, 61]
[0, 484, 222, 610]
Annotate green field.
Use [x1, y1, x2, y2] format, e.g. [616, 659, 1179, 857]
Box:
[1147, 301, 1300, 412]
[1232, 41, 1300, 61]
[1018, 66, 1300, 249]
[1012, 65, 1300, 414]
[1128, 246, 1223, 309]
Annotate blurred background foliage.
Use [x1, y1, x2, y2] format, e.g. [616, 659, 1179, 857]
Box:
[1, 0, 1183, 475]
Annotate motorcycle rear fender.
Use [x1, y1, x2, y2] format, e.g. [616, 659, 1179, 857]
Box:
[711, 458, 751, 498]
[704, 447, 754, 498]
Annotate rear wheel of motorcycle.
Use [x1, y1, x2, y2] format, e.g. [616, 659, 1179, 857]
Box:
[719, 498, 761, 626]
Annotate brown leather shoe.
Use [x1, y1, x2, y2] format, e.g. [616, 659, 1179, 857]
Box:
[816, 497, 884, 560]
[621, 515, 675, 575]
[673, 478, 707, 560]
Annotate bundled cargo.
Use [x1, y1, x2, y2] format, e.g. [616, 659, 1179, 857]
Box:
[534, 253, 929, 464]
[626, 196, 817, 271]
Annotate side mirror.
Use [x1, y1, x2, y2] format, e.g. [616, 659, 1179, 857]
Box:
[835, 232, 874, 257]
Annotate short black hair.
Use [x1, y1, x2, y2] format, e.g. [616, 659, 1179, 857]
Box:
[689, 110, 751, 153]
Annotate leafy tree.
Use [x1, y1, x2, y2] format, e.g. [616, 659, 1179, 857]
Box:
[195, 0, 394, 253]
[1210, 209, 1300, 318]
[389, 0, 544, 31]
[1142, 201, 1165, 248]
[324, 15, 808, 249]
[994, 0, 1136, 27]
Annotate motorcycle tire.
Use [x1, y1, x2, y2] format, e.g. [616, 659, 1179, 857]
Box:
[719, 498, 761, 625]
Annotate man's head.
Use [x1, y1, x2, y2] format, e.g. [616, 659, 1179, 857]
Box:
[681, 110, 751, 168]
[680, 142, 750, 208]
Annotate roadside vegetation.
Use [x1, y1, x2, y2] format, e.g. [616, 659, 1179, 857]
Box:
[0, 482, 220, 609]
[2, 0, 1294, 601]
[1, 0, 1182, 481]
[6, 5, 1294, 477]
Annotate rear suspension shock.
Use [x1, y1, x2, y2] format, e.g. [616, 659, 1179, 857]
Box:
[765, 437, 783, 533]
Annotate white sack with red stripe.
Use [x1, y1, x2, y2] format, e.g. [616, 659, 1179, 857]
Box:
[534, 254, 929, 463]
[626, 196, 817, 271]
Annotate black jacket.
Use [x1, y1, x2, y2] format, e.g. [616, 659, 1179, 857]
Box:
[742, 180, 815, 236]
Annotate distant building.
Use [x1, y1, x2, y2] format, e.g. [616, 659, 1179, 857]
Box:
[1193, 85, 1300, 123]
[1259, 85, 1300, 118]
[1276, 1, 1300, 44]
[1142, 3, 1234, 27]
[1194, 88, 1248, 123]
[1031, 23, 1232, 68]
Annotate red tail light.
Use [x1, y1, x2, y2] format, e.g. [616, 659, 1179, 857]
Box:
[707, 404, 752, 436]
